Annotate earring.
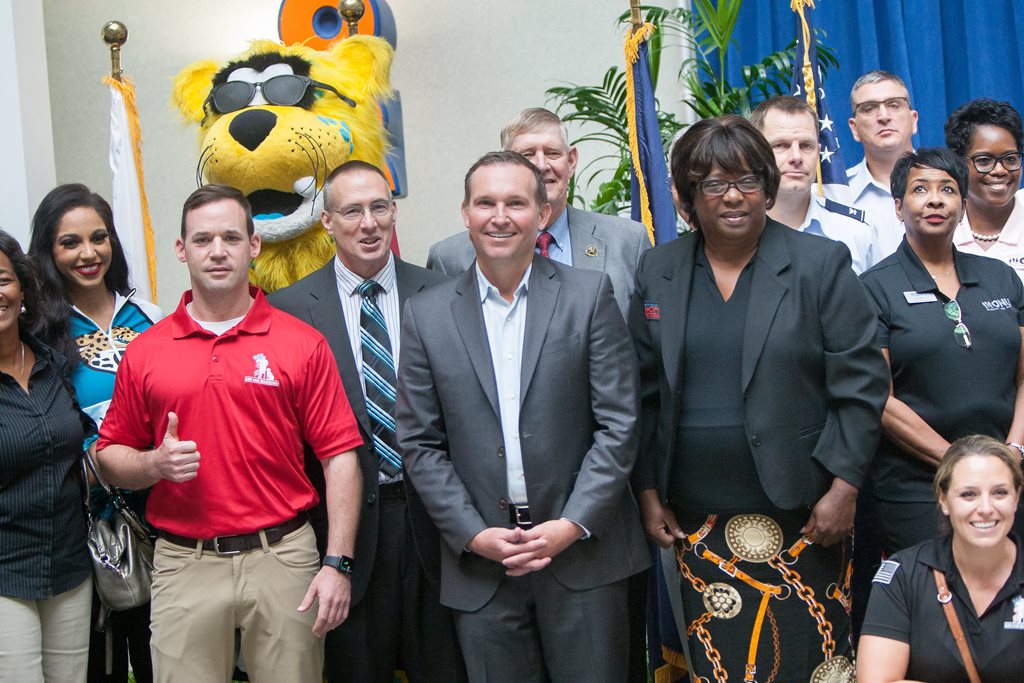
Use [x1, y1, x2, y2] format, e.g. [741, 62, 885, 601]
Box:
[941, 506, 949, 515]
[19, 303, 25, 315]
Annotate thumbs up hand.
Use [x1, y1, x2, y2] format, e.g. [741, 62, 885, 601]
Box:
[151, 411, 200, 483]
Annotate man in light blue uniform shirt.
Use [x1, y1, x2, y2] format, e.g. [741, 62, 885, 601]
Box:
[846, 71, 919, 263]
[752, 96, 875, 273]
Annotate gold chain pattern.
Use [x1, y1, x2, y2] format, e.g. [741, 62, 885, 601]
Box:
[766, 605, 781, 683]
[690, 612, 728, 683]
[768, 555, 835, 657]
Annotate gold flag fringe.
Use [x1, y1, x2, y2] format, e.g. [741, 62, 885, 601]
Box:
[624, 22, 659, 246]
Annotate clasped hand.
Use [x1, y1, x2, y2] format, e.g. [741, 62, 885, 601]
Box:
[468, 519, 583, 577]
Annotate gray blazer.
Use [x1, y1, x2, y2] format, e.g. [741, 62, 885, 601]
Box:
[268, 258, 448, 603]
[396, 256, 650, 612]
[425, 205, 651, 317]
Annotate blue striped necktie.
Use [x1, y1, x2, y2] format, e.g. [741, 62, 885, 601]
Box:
[357, 279, 401, 477]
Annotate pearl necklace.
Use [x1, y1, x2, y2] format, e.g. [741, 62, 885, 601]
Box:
[972, 230, 1002, 242]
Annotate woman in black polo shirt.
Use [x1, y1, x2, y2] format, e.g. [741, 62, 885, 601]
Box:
[858, 435, 1024, 683]
[860, 148, 1024, 556]
[0, 230, 94, 681]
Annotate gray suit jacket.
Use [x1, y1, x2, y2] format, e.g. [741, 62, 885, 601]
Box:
[629, 219, 889, 508]
[396, 256, 650, 612]
[268, 259, 448, 604]
[425, 205, 651, 317]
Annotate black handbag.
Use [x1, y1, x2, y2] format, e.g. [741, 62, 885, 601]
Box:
[82, 450, 154, 610]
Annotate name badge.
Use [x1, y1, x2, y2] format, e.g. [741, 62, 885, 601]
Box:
[903, 291, 938, 304]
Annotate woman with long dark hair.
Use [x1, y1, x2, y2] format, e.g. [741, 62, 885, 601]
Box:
[29, 184, 162, 683]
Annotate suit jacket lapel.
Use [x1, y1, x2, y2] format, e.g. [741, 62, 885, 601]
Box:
[520, 257, 559, 403]
[567, 206, 607, 272]
[741, 219, 791, 393]
[303, 264, 373, 436]
[658, 236, 696, 392]
[451, 268, 501, 418]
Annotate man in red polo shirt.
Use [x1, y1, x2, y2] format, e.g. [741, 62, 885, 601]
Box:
[97, 184, 362, 682]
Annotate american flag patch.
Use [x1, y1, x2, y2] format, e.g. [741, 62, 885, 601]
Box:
[644, 303, 660, 320]
[872, 560, 900, 585]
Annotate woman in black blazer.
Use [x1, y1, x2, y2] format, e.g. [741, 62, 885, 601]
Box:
[630, 116, 888, 682]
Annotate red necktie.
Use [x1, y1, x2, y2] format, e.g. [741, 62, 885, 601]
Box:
[536, 231, 554, 258]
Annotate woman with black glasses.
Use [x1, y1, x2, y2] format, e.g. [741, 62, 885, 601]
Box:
[944, 99, 1024, 281]
[859, 148, 1024, 558]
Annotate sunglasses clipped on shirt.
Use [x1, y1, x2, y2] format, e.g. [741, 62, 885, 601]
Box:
[943, 300, 972, 349]
[206, 74, 356, 115]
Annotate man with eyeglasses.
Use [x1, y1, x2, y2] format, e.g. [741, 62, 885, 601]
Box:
[848, 70, 919, 263]
[270, 161, 465, 683]
[426, 107, 650, 318]
[752, 96, 876, 274]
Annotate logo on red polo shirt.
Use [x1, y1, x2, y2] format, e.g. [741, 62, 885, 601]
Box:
[244, 352, 280, 387]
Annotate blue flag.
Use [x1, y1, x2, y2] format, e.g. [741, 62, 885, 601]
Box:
[790, 1, 851, 201]
[626, 24, 675, 245]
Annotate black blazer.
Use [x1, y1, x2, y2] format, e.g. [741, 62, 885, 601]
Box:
[268, 258, 448, 603]
[629, 218, 889, 509]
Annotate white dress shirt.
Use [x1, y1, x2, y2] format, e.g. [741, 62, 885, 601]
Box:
[797, 194, 877, 274]
[953, 192, 1024, 283]
[476, 263, 531, 504]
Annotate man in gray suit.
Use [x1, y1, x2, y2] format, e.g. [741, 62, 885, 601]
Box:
[426, 107, 650, 317]
[397, 151, 650, 682]
[269, 161, 465, 683]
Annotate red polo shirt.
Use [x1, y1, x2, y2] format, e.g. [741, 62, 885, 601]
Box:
[98, 288, 362, 537]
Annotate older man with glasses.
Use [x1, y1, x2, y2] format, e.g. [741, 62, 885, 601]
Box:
[848, 70, 919, 263]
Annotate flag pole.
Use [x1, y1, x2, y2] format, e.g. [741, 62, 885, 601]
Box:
[629, 0, 642, 33]
[339, 0, 365, 36]
[101, 21, 127, 82]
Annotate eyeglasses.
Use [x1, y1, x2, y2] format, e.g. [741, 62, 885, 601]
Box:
[697, 175, 765, 197]
[329, 200, 395, 223]
[854, 97, 910, 117]
[943, 300, 972, 349]
[206, 74, 356, 114]
[967, 152, 1023, 174]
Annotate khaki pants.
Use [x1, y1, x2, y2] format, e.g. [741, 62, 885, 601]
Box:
[150, 522, 323, 683]
[0, 574, 92, 683]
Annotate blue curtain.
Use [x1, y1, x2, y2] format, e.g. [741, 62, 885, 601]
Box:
[727, 0, 1024, 165]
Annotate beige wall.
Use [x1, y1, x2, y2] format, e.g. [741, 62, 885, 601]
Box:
[42, 0, 679, 304]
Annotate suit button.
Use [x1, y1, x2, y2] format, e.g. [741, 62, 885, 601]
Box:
[497, 498, 508, 510]
[750, 435, 761, 447]
[366, 493, 377, 504]
[497, 446, 505, 458]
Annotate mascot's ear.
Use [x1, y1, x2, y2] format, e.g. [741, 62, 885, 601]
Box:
[329, 35, 393, 102]
[172, 59, 221, 124]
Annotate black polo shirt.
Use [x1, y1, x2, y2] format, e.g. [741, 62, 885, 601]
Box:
[860, 239, 1024, 502]
[861, 534, 1024, 682]
[0, 334, 93, 599]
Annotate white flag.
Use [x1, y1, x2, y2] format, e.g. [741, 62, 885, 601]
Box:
[107, 76, 156, 303]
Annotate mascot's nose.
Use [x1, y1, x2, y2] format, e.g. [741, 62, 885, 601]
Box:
[229, 109, 278, 152]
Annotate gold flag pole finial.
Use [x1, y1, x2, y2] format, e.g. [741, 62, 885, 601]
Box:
[629, 0, 642, 32]
[102, 21, 128, 82]
[338, 0, 365, 36]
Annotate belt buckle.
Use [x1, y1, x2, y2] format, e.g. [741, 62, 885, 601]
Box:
[511, 504, 531, 528]
[213, 535, 241, 556]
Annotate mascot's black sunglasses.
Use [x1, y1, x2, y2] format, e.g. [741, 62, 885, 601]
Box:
[207, 74, 356, 114]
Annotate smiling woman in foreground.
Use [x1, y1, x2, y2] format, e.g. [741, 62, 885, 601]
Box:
[858, 435, 1024, 683]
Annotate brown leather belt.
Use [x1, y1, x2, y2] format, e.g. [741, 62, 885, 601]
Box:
[160, 515, 306, 555]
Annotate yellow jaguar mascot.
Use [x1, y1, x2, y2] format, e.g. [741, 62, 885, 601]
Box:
[172, 35, 393, 292]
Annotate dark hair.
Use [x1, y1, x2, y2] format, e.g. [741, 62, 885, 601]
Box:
[750, 95, 817, 132]
[322, 160, 391, 212]
[890, 148, 968, 201]
[943, 98, 1024, 158]
[0, 229, 40, 335]
[462, 150, 548, 208]
[181, 184, 254, 237]
[669, 115, 780, 229]
[28, 184, 130, 365]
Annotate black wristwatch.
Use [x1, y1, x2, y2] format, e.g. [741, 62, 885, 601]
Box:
[322, 555, 354, 576]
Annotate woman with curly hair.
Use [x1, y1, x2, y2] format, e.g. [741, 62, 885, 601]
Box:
[944, 98, 1024, 280]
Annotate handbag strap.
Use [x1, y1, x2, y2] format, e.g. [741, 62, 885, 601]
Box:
[932, 568, 982, 683]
